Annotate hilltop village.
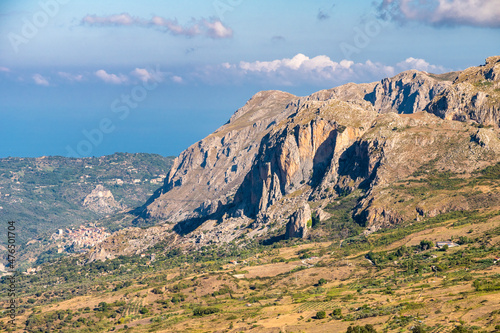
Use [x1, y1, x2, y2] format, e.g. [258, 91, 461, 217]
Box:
[51, 224, 110, 251]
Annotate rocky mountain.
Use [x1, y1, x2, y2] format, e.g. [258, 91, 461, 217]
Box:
[123, 57, 500, 251]
[426, 55, 500, 125]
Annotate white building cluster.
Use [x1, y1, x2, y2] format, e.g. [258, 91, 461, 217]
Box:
[51, 224, 110, 248]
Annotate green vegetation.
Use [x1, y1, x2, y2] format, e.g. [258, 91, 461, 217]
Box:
[193, 307, 221, 316]
[315, 310, 326, 319]
[0, 153, 174, 269]
[347, 324, 378, 333]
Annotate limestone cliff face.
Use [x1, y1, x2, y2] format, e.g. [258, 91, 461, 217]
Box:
[232, 117, 339, 218]
[426, 56, 500, 127]
[143, 90, 297, 222]
[306, 70, 452, 115]
[366, 70, 452, 114]
[139, 57, 500, 244]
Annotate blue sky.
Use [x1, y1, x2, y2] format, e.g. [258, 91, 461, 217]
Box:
[0, 0, 499, 158]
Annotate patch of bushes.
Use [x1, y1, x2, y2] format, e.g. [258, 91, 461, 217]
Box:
[346, 324, 377, 333]
[193, 307, 221, 316]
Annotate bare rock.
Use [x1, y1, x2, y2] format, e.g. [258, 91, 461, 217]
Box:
[286, 202, 312, 239]
[136, 57, 500, 242]
[143, 90, 298, 222]
[426, 56, 500, 127]
[83, 185, 123, 214]
[315, 208, 331, 222]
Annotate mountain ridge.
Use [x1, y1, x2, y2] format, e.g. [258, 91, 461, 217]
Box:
[107, 56, 500, 254]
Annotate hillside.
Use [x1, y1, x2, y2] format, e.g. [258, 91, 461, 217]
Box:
[0, 153, 174, 268]
[1, 199, 499, 332]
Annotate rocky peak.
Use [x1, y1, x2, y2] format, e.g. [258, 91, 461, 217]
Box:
[426, 57, 500, 127]
[83, 185, 123, 214]
[365, 70, 452, 114]
[227, 90, 296, 124]
[142, 90, 298, 224]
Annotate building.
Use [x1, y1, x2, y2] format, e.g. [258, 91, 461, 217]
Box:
[436, 241, 459, 249]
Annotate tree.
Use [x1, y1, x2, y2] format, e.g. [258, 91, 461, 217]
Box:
[316, 311, 326, 319]
[96, 302, 109, 312]
[317, 278, 327, 286]
[331, 308, 342, 319]
[411, 325, 427, 333]
[420, 240, 434, 251]
[450, 326, 472, 333]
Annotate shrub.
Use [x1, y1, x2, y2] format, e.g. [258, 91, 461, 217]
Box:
[411, 326, 427, 333]
[151, 288, 163, 295]
[473, 278, 500, 292]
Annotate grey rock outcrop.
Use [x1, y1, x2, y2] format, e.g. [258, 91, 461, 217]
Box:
[83, 185, 123, 214]
[426, 56, 500, 127]
[286, 202, 312, 239]
[366, 70, 452, 114]
[315, 208, 331, 222]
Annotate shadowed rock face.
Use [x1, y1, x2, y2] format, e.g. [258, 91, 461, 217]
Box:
[286, 202, 311, 239]
[232, 117, 339, 218]
[141, 57, 500, 241]
[426, 56, 500, 127]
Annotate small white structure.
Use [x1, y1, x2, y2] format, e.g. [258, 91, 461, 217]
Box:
[436, 241, 459, 249]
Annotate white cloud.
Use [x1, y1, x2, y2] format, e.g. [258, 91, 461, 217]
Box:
[396, 57, 446, 72]
[379, 0, 500, 27]
[171, 75, 184, 83]
[82, 13, 233, 39]
[82, 13, 137, 26]
[95, 70, 128, 84]
[204, 19, 233, 38]
[239, 54, 350, 73]
[58, 72, 84, 82]
[33, 74, 49, 86]
[131, 68, 154, 82]
[207, 54, 445, 86]
[130, 67, 169, 84]
[0, 67, 10, 73]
